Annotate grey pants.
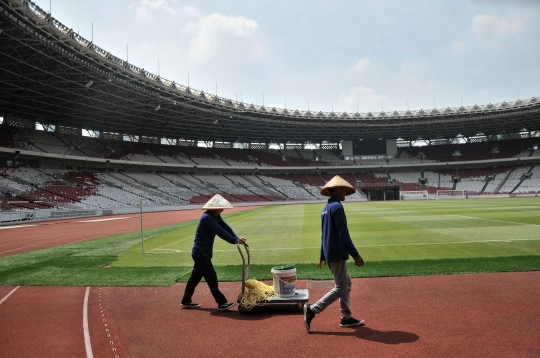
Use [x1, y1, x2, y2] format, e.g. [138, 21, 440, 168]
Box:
[310, 259, 352, 320]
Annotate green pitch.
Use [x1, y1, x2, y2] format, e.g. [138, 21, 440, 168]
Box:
[1, 198, 539, 286]
[115, 198, 540, 267]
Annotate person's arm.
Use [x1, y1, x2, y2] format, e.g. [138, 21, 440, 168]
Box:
[220, 219, 236, 237]
[332, 205, 361, 260]
[207, 216, 247, 244]
[318, 240, 326, 268]
[203, 216, 239, 244]
[218, 218, 246, 244]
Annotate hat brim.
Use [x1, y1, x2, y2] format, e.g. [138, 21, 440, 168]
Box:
[320, 185, 356, 197]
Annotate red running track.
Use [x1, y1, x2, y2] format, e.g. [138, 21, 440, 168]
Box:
[0, 207, 260, 256]
[1, 273, 540, 357]
[1, 207, 540, 357]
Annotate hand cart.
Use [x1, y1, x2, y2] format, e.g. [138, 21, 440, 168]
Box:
[236, 243, 309, 313]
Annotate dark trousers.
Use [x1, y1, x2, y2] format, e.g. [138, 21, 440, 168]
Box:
[182, 255, 227, 306]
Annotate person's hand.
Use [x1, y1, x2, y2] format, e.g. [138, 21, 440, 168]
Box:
[317, 259, 326, 269]
[237, 237, 246, 245]
[354, 256, 364, 267]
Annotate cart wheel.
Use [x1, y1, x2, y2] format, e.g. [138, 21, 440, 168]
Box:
[238, 305, 247, 313]
[295, 302, 304, 312]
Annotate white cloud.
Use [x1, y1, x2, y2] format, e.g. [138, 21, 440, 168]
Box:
[129, 0, 180, 20]
[188, 13, 263, 64]
[469, 14, 524, 47]
[354, 58, 370, 71]
[450, 40, 466, 55]
[337, 86, 390, 112]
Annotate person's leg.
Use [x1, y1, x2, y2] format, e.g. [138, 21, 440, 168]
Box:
[309, 260, 349, 314]
[181, 255, 204, 304]
[338, 265, 353, 320]
[198, 257, 228, 306]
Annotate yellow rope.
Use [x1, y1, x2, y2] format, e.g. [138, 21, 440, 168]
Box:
[240, 279, 279, 310]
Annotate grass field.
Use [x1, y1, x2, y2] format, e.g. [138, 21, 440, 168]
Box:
[1, 198, 540, 286]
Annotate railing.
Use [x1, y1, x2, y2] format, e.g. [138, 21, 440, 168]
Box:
[356, 183, 399, 188]
[4, 0, 538, 121]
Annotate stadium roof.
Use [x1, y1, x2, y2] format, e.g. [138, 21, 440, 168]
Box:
[1, 0, 539, 144]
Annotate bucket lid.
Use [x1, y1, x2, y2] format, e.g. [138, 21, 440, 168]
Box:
[272, 264, 295, 270]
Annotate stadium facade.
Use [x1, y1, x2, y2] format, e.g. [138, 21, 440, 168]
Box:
[0, 0, 539, 220]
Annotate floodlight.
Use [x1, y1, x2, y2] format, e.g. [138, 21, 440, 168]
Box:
[85, 80, 93, 88]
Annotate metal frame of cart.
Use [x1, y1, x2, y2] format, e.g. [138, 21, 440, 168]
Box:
[236, 243, 309, 313]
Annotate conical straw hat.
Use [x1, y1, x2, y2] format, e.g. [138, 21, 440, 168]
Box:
[202, 194, 234, 209]
[320, 175, 356, 197]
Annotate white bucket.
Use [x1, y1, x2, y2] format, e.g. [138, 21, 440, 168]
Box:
[271, 264, 296, 297]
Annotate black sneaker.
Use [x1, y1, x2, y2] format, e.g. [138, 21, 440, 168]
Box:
[304, 304, 315, 332]
[181, 301, 200, 308]
[340, 317, 365, 327]
[218, 302, 236, 311]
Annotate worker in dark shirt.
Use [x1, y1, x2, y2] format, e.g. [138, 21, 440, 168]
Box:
[181, 194, 246, 311]
[304, 175, 365, 331]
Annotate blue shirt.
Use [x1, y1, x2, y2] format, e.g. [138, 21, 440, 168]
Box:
[192, 211, 239, 258]
[320, 199, 360, 262]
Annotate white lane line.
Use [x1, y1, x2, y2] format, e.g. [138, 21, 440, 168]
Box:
[83, 287, 94, 358]
[0, 225, 38, 230]
[77, 217, 135, 223]
[0, 286, 20, 306]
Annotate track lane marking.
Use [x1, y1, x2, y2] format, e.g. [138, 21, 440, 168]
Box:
[0, 286, 20, 306]
[83, 287, 94, 358]
[0, 225, 38, 230]
[77, 217, 136, 223]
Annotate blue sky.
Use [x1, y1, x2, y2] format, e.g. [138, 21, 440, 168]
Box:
[35, 0, 540, 113]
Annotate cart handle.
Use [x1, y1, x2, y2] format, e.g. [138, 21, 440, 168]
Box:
[237, 243, 250, 293]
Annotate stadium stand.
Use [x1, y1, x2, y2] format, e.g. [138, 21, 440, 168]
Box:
[1, 0, 540, 221]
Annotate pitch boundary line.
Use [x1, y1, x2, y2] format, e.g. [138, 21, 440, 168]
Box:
[147, 235, 193, 252]
[140, 237, 540, 254]
[224, 238, 539, 250]
[448, 214, 540, 227]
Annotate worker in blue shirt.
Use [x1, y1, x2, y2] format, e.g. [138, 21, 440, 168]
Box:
[181, 194, 246, 311]
[304, 175, 365, 331]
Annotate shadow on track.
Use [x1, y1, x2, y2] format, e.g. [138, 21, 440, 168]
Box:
[311, 326, 419, 344]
